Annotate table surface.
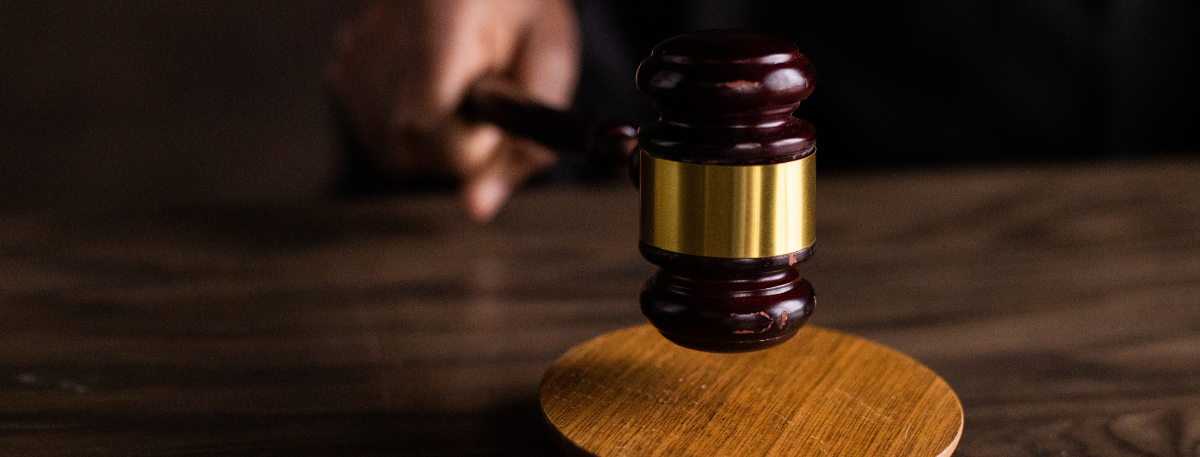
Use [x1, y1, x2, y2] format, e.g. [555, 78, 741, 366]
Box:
[3, 159, 1199, 456]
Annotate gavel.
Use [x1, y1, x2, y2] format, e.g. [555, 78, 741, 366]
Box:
[461, 30, 818, 353]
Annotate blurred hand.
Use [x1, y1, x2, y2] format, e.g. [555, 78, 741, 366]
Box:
[328, 0, 580, 220]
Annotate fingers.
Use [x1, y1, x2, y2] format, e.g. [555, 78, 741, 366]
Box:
[457, 0, 580, 220]
[509, 0, 581, 110]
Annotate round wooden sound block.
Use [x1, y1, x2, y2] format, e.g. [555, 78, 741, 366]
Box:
[540, 325, 962, 456]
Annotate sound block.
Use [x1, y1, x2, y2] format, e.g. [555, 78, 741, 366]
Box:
[540, 325, 962, 456]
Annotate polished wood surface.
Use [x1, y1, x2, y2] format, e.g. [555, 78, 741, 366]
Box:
[3, 158, 1200, 455]
[541, 325, 962, 456]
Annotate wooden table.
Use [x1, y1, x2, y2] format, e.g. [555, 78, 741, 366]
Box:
[3, 159, 1199, 456]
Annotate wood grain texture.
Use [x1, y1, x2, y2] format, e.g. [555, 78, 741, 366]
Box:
[541, 325, 961, 456]
[1, 158, 1200, 455]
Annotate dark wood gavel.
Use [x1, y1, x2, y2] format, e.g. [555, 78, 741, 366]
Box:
[457, 72, 640, 183]
[461, 30, 818, 353]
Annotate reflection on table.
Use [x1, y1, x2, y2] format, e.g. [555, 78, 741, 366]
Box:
[3, 159, 1200, 456]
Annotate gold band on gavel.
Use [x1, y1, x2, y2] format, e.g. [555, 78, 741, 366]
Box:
[639, 150, 815, 259]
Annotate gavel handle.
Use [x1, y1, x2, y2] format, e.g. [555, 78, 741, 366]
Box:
[459, 73, 639, 183]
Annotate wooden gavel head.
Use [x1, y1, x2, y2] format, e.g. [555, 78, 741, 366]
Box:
[635, 30, 818, 352]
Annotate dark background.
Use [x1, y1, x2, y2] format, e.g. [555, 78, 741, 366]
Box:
[3, 0, 1198, 211]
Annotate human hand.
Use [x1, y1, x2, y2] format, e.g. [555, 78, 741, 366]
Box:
[328, 0, 580, 220]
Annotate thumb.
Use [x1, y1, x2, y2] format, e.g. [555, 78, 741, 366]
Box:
[461, 173, 512, 222]
[459, 138, 556, 221]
